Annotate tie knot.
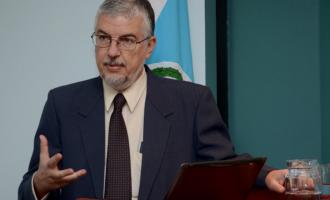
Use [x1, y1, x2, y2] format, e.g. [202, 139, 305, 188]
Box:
[113, 93, 126, 112]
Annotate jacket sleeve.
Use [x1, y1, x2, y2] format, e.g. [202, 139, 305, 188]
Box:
[194, 86, 272, 186]
[18, 90, 62, 200]
[194, 86, 236, 160]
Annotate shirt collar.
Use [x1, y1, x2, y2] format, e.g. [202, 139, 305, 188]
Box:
[103, 69, 147, 113]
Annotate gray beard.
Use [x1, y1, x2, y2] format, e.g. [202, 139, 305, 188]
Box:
[104, 74, 129, 91]
[103, 66, 143, 92]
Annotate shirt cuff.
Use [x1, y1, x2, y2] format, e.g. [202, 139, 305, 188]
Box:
[31, 172, 49, 200]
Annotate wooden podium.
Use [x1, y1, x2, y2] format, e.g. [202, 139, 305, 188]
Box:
[77, 158, 288, 200]
[247, 187, 286, 200]
[165, 158, 267, 200]
[77, 188, 286, 200]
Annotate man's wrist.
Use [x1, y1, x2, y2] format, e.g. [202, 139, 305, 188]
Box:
[32, 172, 49, 200]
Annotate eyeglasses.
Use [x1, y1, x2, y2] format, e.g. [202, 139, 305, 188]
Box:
[91, 32, 150, 51]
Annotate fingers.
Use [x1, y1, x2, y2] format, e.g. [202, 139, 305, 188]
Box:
[52, 169, 87, 188]
[75, 169, 87, 177]
[61, 169, 87, 182]
[270, 180, 286, 193]
[52, 168, 74, 179]
[39, 135, 63, 169]
[46, 154, 86, 183]
[36, 168, 87, 190]
[47, 153, 63, 168]
[50, 168, 87, 182]
[35, 134, 87, 195]
[265, 169, 288, 193]
[39, 135, 50, 161]
[267, 176, 285, 193]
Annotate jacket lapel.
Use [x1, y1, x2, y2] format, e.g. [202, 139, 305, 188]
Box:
[76, 77, 105, 199]
[139, 68, 174, 199]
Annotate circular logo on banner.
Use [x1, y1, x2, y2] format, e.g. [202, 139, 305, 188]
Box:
[148, 62, 191, 81]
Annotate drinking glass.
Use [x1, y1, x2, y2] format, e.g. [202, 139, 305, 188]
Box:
[285, 159, 321, 200]
[320, 164, 330, 200]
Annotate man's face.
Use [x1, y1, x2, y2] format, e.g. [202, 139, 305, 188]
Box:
[94, 14, 156, 91]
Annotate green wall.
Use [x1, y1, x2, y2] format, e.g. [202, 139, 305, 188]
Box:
[320, 0, 330, 163]
[228, 0, 322, 168]
[205, 0, 217, 99]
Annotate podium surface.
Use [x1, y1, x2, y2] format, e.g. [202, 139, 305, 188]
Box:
[166, 158, 266, 200]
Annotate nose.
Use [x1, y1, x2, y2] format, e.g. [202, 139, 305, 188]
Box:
[107, 40, 121, 57]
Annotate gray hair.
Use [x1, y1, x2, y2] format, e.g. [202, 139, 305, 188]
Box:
[95, 0, 155, 37]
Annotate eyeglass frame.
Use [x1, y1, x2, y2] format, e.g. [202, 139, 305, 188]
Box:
[91, 32, 151, 51]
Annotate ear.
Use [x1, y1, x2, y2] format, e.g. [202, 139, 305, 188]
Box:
[145, 36, 156, 59]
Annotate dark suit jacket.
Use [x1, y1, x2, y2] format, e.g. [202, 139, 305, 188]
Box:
[19, 67, 270, 200]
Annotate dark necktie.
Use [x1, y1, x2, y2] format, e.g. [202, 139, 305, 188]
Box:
[104, 93, 132, 200]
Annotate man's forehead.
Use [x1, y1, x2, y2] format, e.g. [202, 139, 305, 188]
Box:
[96, 29, 137, 39]
[95, 14, 145, 36]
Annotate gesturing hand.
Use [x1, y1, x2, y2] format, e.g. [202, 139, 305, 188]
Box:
[33, 135, 87, 199]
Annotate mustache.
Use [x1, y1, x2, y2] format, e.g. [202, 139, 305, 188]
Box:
[104, 60, 125, 66]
